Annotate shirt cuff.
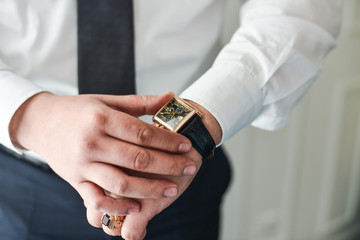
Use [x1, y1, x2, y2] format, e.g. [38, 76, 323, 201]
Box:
[180, 63, 264, 146]
[0, 71, 44, 153]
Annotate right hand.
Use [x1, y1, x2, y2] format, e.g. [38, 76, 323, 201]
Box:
[9, 92, 196, 216]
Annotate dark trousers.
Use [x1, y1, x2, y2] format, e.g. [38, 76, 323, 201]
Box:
[0, 147, 231, 240]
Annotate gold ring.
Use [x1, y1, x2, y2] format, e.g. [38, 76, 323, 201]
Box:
[101, 213, 126, 230]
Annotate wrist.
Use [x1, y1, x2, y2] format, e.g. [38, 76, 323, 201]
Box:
[9, 92, 54, 150]
[152, 96, 221, 158]
[181, 99, 222, 146]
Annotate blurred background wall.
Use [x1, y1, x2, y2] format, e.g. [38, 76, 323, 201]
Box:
[219, 0, 360, 239]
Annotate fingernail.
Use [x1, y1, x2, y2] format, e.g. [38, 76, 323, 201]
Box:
[178, 142, 191, 152]
[164, 187, 178, 197]
[128, 207, 140, 214]
[183, 165, 196, 176]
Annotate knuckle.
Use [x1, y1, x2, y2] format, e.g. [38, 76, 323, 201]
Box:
[138, 95, 148, 110]
[114, 179, 129, 196]
[135, 94, 147, 103]
[169, 161, 180, 176]
[138, 95, 148, 103]
[136, 126, 153, 145]
[88, 108, 107, 127]
[140, 95, 154, 115]
[150, 183, 165, 198]
[80, 137, 99, 152]
[133, 149, 150, 170]
[128, 95, 147, 115]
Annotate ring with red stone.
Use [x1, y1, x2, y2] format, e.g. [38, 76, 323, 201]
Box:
[101, 213, 126, 230]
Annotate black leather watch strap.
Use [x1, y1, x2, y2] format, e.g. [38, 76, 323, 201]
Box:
[178, 114, 216, 159]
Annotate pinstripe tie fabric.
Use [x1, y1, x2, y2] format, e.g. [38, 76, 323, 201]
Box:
[77, 0, 135, 95]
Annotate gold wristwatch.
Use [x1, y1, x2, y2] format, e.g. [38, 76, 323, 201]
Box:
[153, 97, 215, 158]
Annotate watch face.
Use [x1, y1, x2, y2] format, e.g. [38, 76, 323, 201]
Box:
[155, 98, 194, 131]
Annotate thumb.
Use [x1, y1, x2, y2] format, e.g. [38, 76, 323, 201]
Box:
[96, 92, 174, 117]
[121, 214, 150, 240]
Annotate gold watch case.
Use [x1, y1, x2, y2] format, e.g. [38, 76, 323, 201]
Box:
[153, 97, 202, 132]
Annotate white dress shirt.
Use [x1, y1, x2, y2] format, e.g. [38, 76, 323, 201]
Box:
[0, 0, 342, 158]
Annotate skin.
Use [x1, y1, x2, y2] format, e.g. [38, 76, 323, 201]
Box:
[9, 92, 222, 240]
[92, 99, 223, 240]
[96, 147, 203, 239]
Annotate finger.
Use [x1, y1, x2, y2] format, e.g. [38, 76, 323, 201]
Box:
[101, 215, 147, 239]
[90, 136, 197, 176]
[86, 207, 103, 228]
[104, 111, 192, 153]
[84, 163, 179, 199]
[102, 223, 123, 237]
[95, 92, 174, 116]
[141, 229, 147, 240]
[121, 213, 150, 240]
[102, 227, 121, 237]
[76, 181, 141, 215]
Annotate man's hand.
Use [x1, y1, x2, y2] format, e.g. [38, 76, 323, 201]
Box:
[87, 148, 203, 239]
[9, 92, 197, 217]
[85, 98, 223, 240]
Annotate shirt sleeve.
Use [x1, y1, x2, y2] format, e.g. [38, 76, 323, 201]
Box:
[180, 0, 342, 145]
[0, 63, 44, 152]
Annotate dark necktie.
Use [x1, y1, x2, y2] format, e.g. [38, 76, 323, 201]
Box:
[77, 0, 135, 95]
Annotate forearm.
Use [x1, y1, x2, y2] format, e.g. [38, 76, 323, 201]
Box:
[180, 0, 342, 144]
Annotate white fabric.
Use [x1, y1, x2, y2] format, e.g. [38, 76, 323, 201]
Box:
[0, 0, 342, 155]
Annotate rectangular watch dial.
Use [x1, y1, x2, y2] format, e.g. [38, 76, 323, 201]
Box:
[154, 97, 196, 131]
